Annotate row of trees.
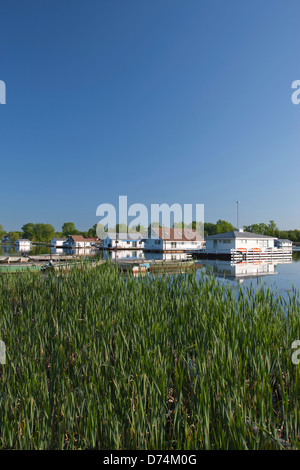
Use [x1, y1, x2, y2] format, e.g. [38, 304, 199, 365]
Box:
[0, 222, 99, 244]
[2, 220, 300, 243]
[204, 219, 300, 241]
[243, 221, 300, 242]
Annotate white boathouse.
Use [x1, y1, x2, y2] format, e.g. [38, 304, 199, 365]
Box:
[103, 233, 145, 250]
[144, 227, 205, 252]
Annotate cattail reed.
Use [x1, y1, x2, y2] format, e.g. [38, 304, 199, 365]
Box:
[0, 262, 299, 449]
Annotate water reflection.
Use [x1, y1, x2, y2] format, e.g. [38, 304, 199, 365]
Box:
[197, 259, 292, 284]
[51, 247, 100, 256]
[0, 244, 51, 256]
[105, 250, 192, 262]
[293, 250, 300, 262]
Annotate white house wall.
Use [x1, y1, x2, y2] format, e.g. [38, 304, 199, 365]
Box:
[206, 237, 275, 253]
[104, 238, 144, 249]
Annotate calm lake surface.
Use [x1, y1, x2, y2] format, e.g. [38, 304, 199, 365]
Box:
[197, 251, 300, 297]
[0, 244, 51, 256]
[107, 249, 300, 297]
[1, 244, 300, 297]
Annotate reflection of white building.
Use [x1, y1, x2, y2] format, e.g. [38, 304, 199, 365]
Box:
[51, 247, 75, 256]
[51, 247, 98, 256]
[145, 228, 205, 252]
[144, 252, 191, 261]
[205, 230, 275, 253]
[199, 259, 280, 282]
[106, 250, 192, 262]
[103, 233, 145, 250]
[109, 249, 145, 260]
[15, 239, 31, 249]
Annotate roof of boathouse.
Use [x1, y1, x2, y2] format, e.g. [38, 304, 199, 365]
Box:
[150, 227, 203, 241]
[206, 230, 275, 240]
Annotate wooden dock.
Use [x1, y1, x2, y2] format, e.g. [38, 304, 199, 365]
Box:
[0, 253, 91, 264]
[112, 258, 197, 275]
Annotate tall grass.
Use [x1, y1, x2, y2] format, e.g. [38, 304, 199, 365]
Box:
[0, 263, 299, 449]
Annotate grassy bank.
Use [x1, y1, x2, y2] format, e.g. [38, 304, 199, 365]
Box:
[0, 263, 299, 449]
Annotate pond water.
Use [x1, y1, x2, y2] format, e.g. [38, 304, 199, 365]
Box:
[106, 248, 300, 297]
[196, 251, 300, 298]
[0, 244, 51, 256]
[1, 243, 300, 297]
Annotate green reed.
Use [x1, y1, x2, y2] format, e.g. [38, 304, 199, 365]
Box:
[0, 262, 299, 449]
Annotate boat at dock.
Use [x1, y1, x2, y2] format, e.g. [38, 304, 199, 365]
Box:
[112, 258, 196, 275]
[0, 264, 42, 273]
[0, 256, 27, 264]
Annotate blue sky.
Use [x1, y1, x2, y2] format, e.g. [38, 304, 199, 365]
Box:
[0, 0, 299, 232]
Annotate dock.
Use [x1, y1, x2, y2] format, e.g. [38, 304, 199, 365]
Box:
[112, 258, 197, 275]
[192, 248, 293, 262]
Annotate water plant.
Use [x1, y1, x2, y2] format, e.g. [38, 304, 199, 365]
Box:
[0, 263, 299, 449]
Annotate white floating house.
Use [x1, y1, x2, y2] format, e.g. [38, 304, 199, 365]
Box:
[51, 238, 67, 247]
[103, 233, 145, 249]
[15, 239, 32, 249]
[64, 235, 100, 248]
[144, 227, 205, 252]
[205, 230, 275, 254]
[274, 239, 293, 250]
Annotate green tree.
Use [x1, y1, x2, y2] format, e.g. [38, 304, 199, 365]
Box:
[266, 220, 279, 237]
[8, 231, 21, 243]
[279, 231, 289, 240]
[62, 222, 78, 237]
[294, 230, 300, 242]
[243, 221, 279, 237]
[215, 219, 236, 234]
[204, 223, 218, 237]
[243, 223, 268, 235]
[40, 224, 55, 243]
[0, 225, 5, 241]
[87, 224, 97, 238]
[21, 223, 36, 240]
[21, 223, 55, 242]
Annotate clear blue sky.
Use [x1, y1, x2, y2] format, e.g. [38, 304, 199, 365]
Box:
[0, 0, 299, 232]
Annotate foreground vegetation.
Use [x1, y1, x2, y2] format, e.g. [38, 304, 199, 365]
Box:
[0, 263, 299, 449]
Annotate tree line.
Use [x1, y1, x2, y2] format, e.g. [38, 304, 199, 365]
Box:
[1, 219, 300, 243]
[0, 222, 98, 244]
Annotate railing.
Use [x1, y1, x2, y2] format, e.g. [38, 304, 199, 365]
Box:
[231, 248, 293, 261]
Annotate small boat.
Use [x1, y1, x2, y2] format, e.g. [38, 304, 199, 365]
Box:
[0, 264, 41, 273]
[0, 257, 23, 264]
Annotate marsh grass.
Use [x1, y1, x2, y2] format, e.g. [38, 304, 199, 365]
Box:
[0, 262, 299, 449]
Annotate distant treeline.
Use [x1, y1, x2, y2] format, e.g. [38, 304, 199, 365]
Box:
[1, 219, 299, 243]
[177, 219, 300, 241]
[0, 222, 98, 244]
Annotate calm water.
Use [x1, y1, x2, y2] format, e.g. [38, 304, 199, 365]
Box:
[0, 244, 51, 256]
[106, 248, 300, 296]
[197, 251, 300, 298]
[2, 243, 300, 296]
